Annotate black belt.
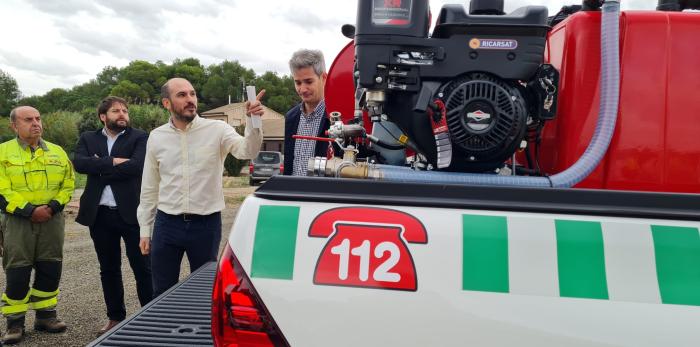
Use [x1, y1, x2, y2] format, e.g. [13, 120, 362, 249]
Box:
[158, 210, 219, 222]
[99, 205, 118, 210]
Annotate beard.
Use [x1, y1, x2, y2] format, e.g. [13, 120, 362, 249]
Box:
[106, 118, 129, 132]
[173, 111, 195, 123]
[172, 105, 197, 123]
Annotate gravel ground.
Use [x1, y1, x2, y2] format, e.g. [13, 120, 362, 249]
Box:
[0, 181, 256, 347]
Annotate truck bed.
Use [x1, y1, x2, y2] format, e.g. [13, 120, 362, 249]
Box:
[88, 262, 217, 347]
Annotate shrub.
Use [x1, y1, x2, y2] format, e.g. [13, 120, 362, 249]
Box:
[128, 104, 169, 133]
[42, 111, 80, 154]
[0, 118, 15, 143]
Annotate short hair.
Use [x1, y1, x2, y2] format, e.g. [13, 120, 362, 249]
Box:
[289, 49, 326, 77]
[97, 96, 128, 116]
[9, 107, 18, 122]
[161, 81, 170, 99]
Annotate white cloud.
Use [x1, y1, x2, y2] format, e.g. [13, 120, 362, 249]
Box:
[0, 0, 655, 96]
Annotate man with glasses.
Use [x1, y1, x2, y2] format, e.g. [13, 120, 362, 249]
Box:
[0, 106, 75, 344]
[73, 96, 152, 336]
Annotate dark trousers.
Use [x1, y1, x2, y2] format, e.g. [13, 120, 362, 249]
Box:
[151, 210, 221, 298]
[90, 206, 152, 321]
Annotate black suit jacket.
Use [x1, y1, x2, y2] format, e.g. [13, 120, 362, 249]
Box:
[283, 103, 332, 175]
[73, 127, 148, 227]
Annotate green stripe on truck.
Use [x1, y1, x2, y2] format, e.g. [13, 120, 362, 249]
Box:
[651, 225, 700, 306]
[556, 220, 609, 300]
[251, 205, 300, 280]
[462, 215, 509, 293]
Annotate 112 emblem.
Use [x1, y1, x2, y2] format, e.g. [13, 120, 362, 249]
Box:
[309, 207, 427, 291]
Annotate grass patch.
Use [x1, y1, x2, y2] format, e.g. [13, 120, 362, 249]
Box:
[74, 173, 87, 189]
[224, 195, 248, 205]
[223, 176, 250, 188]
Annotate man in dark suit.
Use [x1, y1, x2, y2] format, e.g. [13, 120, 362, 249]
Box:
[73, 96, 152, 335]
[283, 49, 334, 176]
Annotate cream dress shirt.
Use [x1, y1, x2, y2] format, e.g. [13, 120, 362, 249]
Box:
[137, 115, 262, 237]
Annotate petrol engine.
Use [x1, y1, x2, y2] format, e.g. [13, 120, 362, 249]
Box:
[335, 0, 559, 173]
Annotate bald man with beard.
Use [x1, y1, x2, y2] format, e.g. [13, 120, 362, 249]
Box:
[137, 78, 264, 297]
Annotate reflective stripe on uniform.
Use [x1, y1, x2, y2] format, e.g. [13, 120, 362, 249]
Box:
[30, 288, 59, 298]
[29, 288, 59, 310]
[30, 297, 58, 310]
[1, 292, 30, 315]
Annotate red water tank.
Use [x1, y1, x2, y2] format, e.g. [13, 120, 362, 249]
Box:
[542, 10, 700, 193]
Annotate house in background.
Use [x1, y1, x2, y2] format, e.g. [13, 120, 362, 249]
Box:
[201, 103, 285, 153]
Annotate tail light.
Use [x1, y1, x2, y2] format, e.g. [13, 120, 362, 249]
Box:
[279, 164, 284, 173]
[212, 245, 289, 347]
[249, 163, 254, 175]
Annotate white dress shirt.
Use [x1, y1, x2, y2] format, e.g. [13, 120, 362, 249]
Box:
[98, 128, 125, 207]
[137, 115, 262, 237]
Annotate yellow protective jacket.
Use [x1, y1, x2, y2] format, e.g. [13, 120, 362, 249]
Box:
[0, 138, 75, 217]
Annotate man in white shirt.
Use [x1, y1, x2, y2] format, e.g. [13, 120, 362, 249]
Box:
[137, 77, 263, 297]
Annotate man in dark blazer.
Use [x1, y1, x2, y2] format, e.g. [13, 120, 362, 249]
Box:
[283, 107, 332, 175]
[283, 49, 334, 176]
[73, 96, 152, 335]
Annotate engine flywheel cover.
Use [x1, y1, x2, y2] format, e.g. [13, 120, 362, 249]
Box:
[442, 73, 527, 165]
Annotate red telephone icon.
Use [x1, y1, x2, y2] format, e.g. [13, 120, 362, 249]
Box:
[384, 0, 402, 8]
[309, 207, 427, 291]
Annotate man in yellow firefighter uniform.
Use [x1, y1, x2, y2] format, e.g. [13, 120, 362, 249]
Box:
[0, 106, 75, 345]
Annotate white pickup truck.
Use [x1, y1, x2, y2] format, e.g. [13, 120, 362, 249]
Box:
[210, 177, 700, 347]
[90, 0, 700, 346]
[89, 177, 700, 347]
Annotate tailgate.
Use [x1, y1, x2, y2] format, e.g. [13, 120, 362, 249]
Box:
[88, 262, 216, 347]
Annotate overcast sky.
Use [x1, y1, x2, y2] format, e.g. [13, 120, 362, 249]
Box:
[0, 0, 653, 96]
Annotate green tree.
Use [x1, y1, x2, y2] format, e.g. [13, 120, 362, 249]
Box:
[42, 88, 72, 112]
[16, 95, 49, 114]
[202, 60, 256, 109]
[0, 117, 15, 143]
[0, 69, 21, 116]
[253, 72, 298, 113]
[77, 107, 102, 134]
[96, 66, 120, 93]
[111, 80, 148, 104]
[201, 74, 229, 107]
[67, 81, 105, 111]
[168, 58, 205, 90]
[42, 111, 80, 154]
[128, 104, 169, 133]
[120, 60, 163, 104]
